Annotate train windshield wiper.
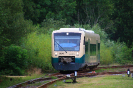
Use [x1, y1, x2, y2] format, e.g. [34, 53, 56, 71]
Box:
[55, 41, 67, 53]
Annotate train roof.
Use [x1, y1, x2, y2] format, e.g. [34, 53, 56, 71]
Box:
[53, 28, 95, 34]
[60, 28, 94, 33]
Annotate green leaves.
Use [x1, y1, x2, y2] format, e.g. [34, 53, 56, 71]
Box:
[22, 0, 76, 24]
[110, 0, 133, 47]
[0, 45, 28, 75]
[0, 0, 36, 56]
[22, 32, 53, 71]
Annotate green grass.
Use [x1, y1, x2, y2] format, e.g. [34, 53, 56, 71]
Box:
[48, 75, 133, 88]
[95, 65, 130, 73]
[95, 68, 122, 73]
[0, 74, 47, 88]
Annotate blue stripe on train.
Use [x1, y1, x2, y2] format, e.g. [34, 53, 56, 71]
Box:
[51, 54, 85, 63]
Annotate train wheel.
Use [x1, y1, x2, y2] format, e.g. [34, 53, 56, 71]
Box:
[89, 66, 96, 70]
[60, 71, 74, 74]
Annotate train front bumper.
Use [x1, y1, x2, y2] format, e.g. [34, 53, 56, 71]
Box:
[52, 62, 83, 71]
[52, 55, 85, 71]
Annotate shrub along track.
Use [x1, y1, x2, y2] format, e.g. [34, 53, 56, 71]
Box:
[8, 65, 133, 88]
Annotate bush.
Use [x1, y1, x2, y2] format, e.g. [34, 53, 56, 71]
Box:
[111, 42, 133, 64]
[22, 32, 53, 72]
[0, 45, 28, 75]
[100, 41, 113, 65]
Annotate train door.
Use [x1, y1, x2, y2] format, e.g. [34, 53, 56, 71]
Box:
[98, 41, 100, 62]
[85, 38, 90, 62]
[96, 40, 98, 62]
[90, 36, 97, 63]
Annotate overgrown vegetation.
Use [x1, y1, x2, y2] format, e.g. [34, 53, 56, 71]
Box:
[0, 45, 28, 75]
[22, 32, 54, 72]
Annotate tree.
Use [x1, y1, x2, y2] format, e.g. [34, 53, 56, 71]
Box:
[110, 0, 133, 47]
[0, 0, 34, 57]
[0, 0, 33, 44]
[22, 0, 77, 24]
[75, 0, 114, 27]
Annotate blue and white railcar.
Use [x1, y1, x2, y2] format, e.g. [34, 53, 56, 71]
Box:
[51, 28, 100, 71]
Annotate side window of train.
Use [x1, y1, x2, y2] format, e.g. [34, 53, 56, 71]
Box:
[90, 44, 96, 56]
[84, 37, 85, 45]
[98, 42, 100, 53]
[85, 42, 88, 52]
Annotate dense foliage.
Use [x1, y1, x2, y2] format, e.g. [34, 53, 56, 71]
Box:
[22, 0, 76, 24]
[110, 0, 133, 47]
[22, 32, 53, 72]
[0, 0, 34, 51]
[0, 45, 28, 75]
[0, 0, 133, 75]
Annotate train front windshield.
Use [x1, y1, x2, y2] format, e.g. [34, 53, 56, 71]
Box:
[54, 33, 81, 51]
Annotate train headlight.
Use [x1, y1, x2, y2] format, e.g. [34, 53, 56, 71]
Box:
[55, 52, 57, 56]
[76, 52, 79, 56]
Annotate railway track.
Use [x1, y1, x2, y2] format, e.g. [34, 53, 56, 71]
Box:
[8, 65, 133, 88]
[96, 65, 133, 69]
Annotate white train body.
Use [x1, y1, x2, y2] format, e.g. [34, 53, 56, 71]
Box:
[51, 28, 100, 71]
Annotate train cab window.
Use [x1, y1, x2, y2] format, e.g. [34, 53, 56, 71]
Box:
[54, 33, 81, 51]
